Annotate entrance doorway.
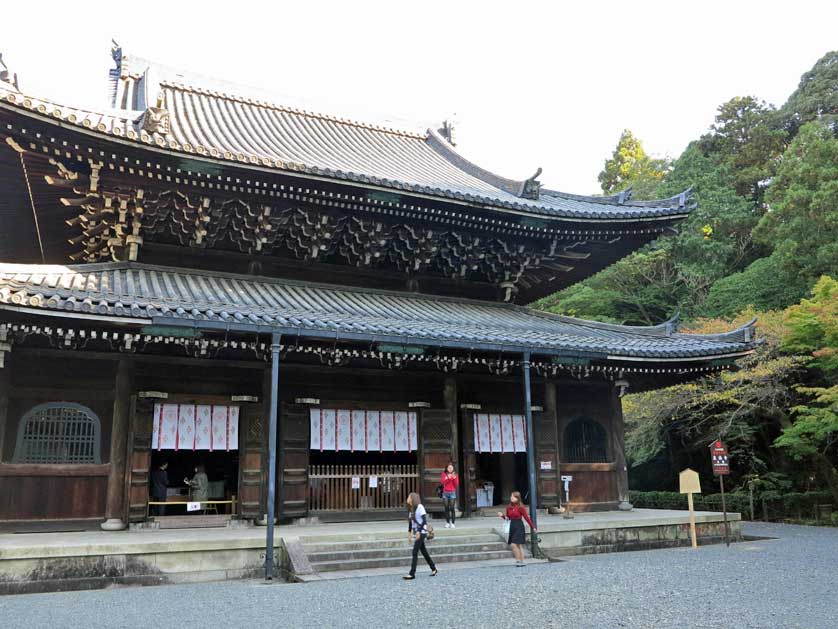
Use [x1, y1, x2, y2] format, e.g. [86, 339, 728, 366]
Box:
[475, 453, 530, 506]
[149, 450, 239, 516]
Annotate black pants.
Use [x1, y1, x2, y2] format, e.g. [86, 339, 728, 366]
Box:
[409, 534, 435, 576]
[151, 498, 166, 516]
[444, 497, 456, 524]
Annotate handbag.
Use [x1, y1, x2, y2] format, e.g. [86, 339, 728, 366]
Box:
[502, 519, 510, 542]
[436, 484, 444, 498]
[426, 522, 435, 540]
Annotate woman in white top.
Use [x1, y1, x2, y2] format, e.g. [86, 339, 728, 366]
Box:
[404, 492, 437, 580]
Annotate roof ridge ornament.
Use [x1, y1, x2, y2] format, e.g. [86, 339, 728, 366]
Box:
[0, 53, 20, 91]
[617, 186, 633, 205]
[520, 168, 542, 200]
[437, 120, 456, 146]
[136, 92, 171, 137]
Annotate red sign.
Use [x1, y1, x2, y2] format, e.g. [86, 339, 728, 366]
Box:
[710, 439, 730, 475]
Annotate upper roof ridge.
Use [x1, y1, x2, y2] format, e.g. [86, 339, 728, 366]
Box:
[115, 51, 430, 140]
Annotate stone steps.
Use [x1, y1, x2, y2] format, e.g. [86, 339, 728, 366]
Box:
[155, 515, 231, 529]
[302, 531, 517, 573]
[308, 540, 509, 562]
[302, 533, 501, 553]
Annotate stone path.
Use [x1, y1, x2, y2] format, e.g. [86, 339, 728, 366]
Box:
[1, 522, 835, 628]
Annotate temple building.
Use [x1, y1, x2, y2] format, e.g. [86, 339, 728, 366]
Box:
[0, 48, 757, 530]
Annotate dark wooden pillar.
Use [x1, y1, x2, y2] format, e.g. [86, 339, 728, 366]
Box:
[443, 377, 458, 467]
[610, 384, 632, 510]
[0, 357, 9, 460]
[101, 359, 134, 530]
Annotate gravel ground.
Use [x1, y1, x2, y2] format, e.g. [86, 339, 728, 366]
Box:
[1, 522, 836, 629]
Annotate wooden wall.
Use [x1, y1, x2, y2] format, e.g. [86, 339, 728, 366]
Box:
[556, 381, 619, 510]
[0, 353, 115, 519]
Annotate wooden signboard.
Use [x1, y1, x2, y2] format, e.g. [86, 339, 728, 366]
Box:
[679, 468, 701, 549]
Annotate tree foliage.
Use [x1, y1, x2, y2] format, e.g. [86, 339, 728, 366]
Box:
[597, 129, 671, 199]
[754, 122, 838, 287]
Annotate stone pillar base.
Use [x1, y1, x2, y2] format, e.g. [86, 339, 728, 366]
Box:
[618, 501, 634, 511]
[100, 518, 127, 531]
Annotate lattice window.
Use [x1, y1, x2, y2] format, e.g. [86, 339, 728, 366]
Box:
[12, 403, 102, 464]
[563, 418, 608, 463]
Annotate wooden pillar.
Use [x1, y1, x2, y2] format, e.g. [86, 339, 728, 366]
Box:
[0, 358, 9, 461]
[101, 359, 134, 530]
[610, 384, 633, 510]
[443, 376, 458, 467]
[543, 381, 561, 509]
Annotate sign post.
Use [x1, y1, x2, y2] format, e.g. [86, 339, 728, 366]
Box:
[560, 475, 573, 518]
[678, 468, 701, 549]
[710, 439, 731, 547]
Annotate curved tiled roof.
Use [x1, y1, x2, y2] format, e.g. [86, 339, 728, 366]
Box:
[0, 52, 693, 222]
[0, 262, 755, 361]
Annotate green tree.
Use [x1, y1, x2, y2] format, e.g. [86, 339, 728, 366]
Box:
[774, 278, 838, 503]
[598, 129, 671, 199]
[781, 276, 838, 377]
[699, 96, 787, 205]
[774, 385, 838, 502]
[754, 122, 838, 287]
[702, 253, 810, 318]
[780, 50, 838, 133]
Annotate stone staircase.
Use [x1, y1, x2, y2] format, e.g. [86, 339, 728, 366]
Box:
[299, 529, 516, 575]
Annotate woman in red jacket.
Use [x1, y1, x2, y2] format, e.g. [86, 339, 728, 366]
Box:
[440, 463, 459, 528]
[497, 491, 536, 566]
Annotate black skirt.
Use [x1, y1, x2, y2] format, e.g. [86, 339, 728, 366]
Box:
[507, 518, 526, 545]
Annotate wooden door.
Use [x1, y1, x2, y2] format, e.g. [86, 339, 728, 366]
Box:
[278, 402, 309, 518]
[237, 401, 265, 520]
[534, 409, 560, 509]
[459, 409, 478, 515]
[418, 409, 452, 513]
[125, 395, 153, 522]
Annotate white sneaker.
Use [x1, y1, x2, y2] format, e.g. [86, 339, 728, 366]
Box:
[450, 523, 456, 529]
[444, 522, 450, 528]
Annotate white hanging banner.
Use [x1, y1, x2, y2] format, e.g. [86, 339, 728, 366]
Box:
[153, 403, 239, 451]
[489, 414, 502, 453]
[310, 408, 322, 451]
[152, 403, 178, 450]
[366, 411, 381, 452]
[393, 412, 408, 451]
[321, 409, 337, 451]
[380, 411, 395, 452]
[512, 414, 526, 452]
[194, 405, 212, 450]
[352, 410, 367, 452]
[408, 412, 418, 452]
[177, 404, 195, 451]
[474, 413, 527, 453]
[336, 409, 352, 452]
[501, 414, 515, 453]
[309, 408, 417, 452]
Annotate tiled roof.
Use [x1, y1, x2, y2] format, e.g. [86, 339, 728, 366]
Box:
[0, 262, 755, 361]
[0, 52, 693, 222]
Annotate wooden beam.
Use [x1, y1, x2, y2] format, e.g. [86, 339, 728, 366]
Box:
[0, 463, 110, 477]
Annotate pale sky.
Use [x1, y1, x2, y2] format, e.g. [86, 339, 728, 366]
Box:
[3, 1, 836, 194]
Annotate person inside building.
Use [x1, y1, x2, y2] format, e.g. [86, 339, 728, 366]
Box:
[440, 462, 459, 528]
[150, 461, 169, 516]
[185, 464, 209, 514]
[498, 491, 536, 567]
[403, 492, 437, 580]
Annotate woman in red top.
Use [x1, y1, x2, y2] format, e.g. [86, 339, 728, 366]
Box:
[497, 491, 536, 566]
[440, 463, 459, 528]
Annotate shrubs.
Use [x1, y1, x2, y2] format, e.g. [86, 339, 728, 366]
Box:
[629, 490, 834, 521]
